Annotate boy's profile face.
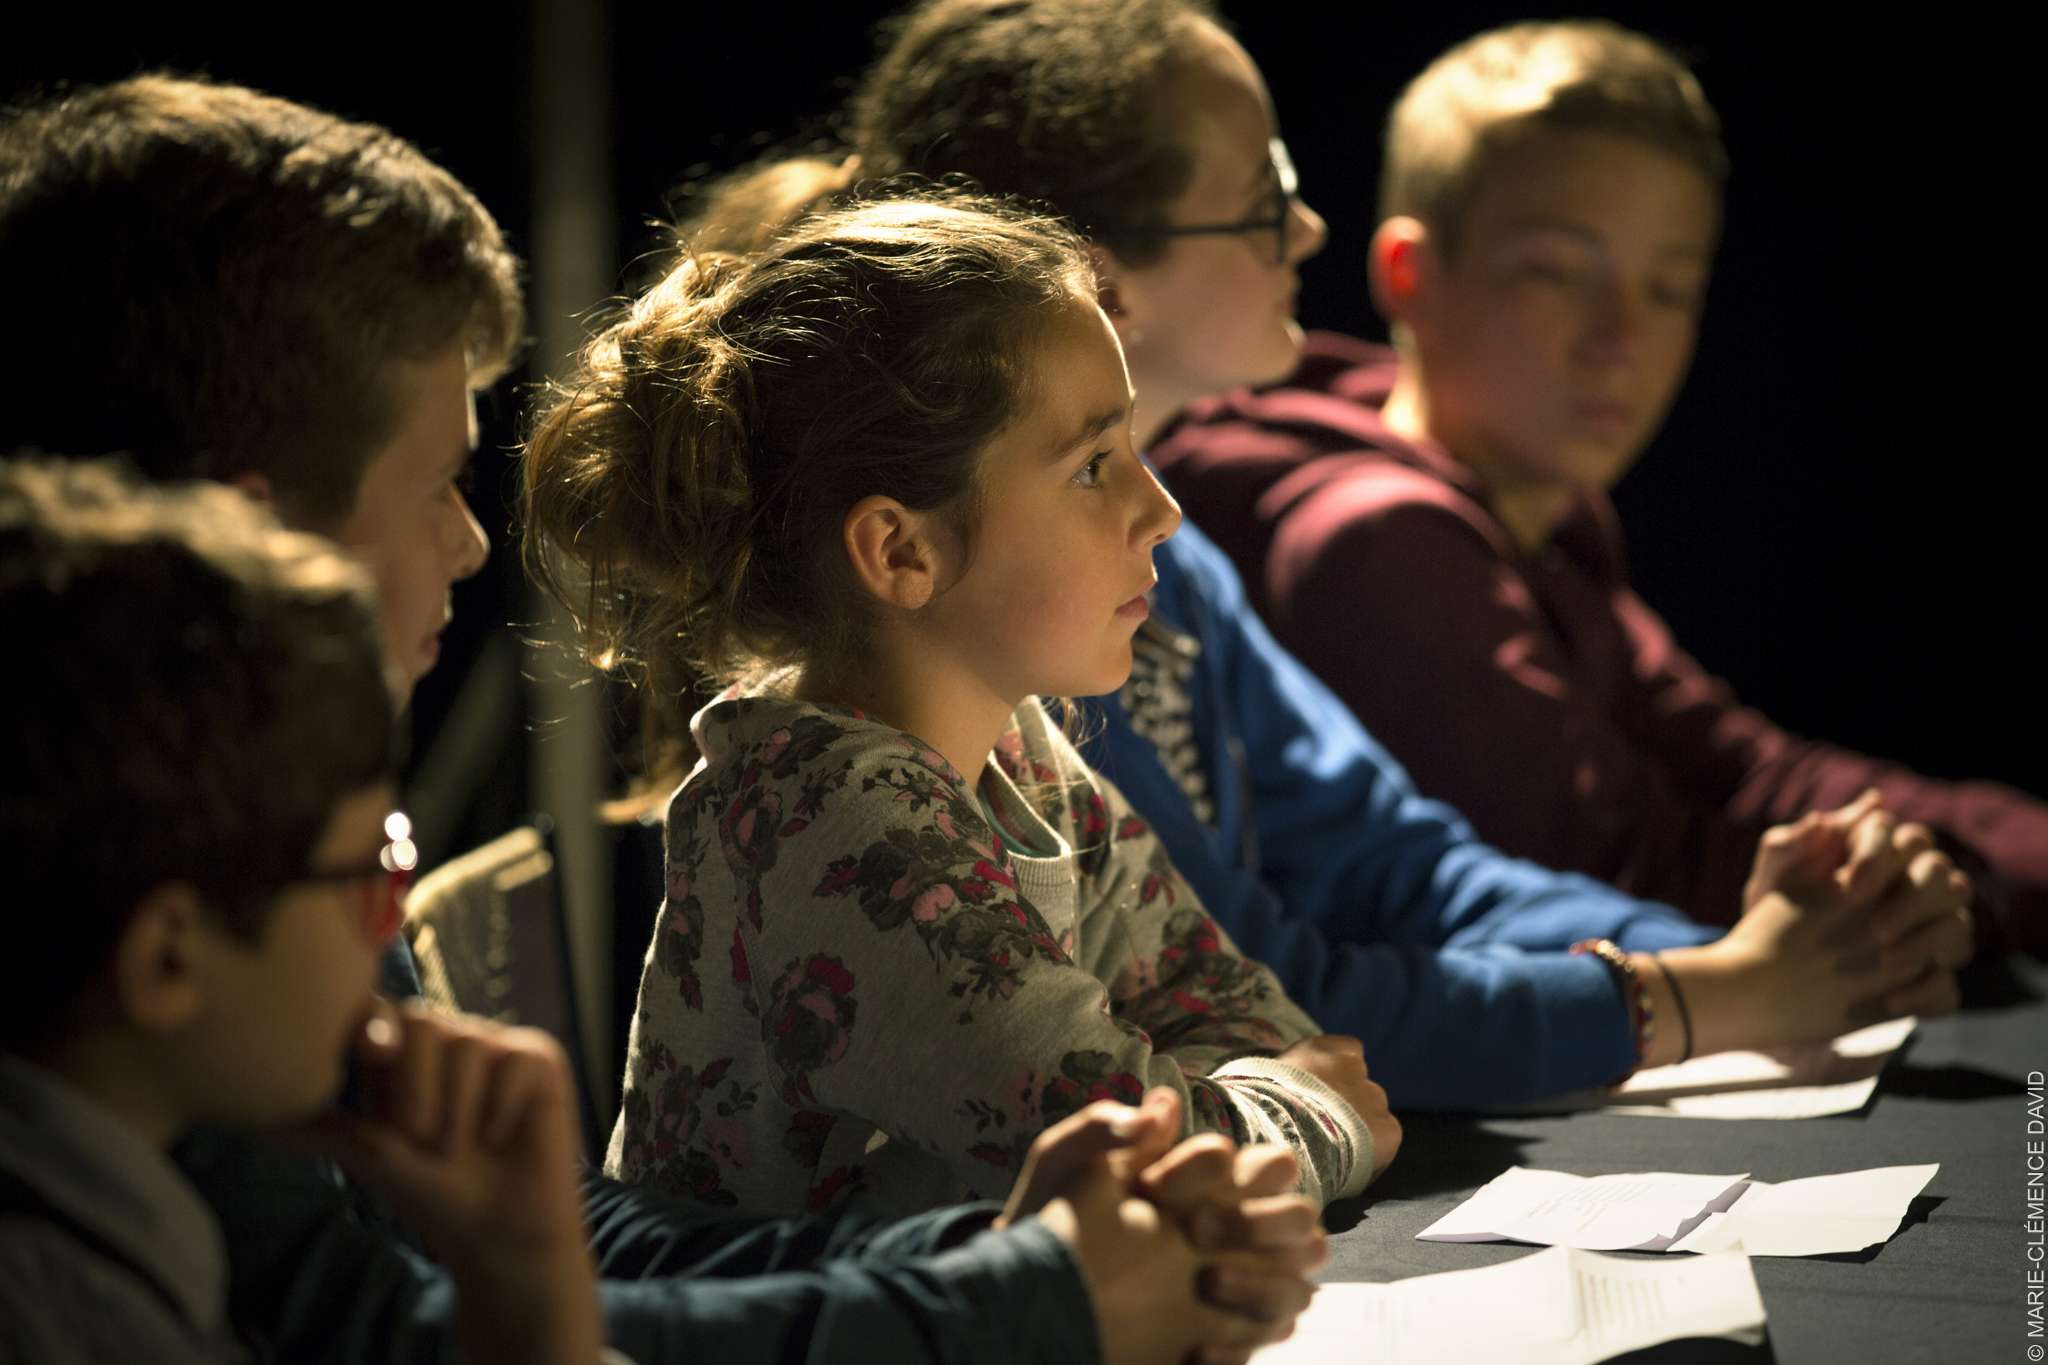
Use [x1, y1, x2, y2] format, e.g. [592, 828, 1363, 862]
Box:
[333, 344, 490, 702]
[1408, 129, 1718, 496]
[180, 783, 395, 1127]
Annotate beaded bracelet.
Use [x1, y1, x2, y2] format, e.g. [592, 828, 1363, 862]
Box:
[1571, 937, 1656, 1078]
[1650, 953, 1695, 1063]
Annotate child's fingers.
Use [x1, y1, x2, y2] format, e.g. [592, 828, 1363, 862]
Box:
[1890, 821, 1936, 861]
[1881, 965, 1963, 1020]
[436, 1032, 489, 1156]
[476, 1034, 559, 1149]
[1187, 1201, 1324, 1263]
[1133, 1132, 1237, 1208]
[1197, 1262, 1317, 1329]
[1826, 789, 1885, 824]
[1137, 1085, 1183, 1133]
[1868, 849, 1970, 947]
[1193, 1196, 1324, 1259]
[1885, 900, 1975, 976]
[1746, 807, 1839, 900]
[1754, 809, 1823, 862]
[478, 1054, 536, 1150]
[1045, 1089, 1184, 1192]
[472, 1028, 580, 1161]
[1113, 1086, 1185, 1172]
[382, 1011, 449, 1146]
[1232, 1143, 1300, 1198]
[1836, 809, 1905, 903]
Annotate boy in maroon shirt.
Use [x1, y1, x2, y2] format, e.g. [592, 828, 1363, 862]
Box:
[1152, 19, 2046, 950]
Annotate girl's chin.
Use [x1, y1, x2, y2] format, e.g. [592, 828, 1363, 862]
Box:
[1239, 323, 1307, 390]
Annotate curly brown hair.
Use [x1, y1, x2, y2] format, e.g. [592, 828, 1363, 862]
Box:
[0, 75, 524, 529]
[0, 456, 392, 1050]
[521, 190, 1093, 774]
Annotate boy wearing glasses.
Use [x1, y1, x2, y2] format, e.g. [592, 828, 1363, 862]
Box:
[0, 459, 613, 1365]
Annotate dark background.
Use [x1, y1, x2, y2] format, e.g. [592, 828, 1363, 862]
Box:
[12, 1, 2040, 848]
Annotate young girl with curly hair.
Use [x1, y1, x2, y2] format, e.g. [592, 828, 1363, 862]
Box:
[522, 191, 1394, 1217]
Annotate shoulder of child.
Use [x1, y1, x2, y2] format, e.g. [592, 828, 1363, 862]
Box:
[0, 1215, 195, 1365]
[678, 694, 981, 836]
[675, 693, 1013, 930]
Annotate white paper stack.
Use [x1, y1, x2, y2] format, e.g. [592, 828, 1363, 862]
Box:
[1416, 1164, 1938, 1256]
[1252, 1246, 1766, 1365]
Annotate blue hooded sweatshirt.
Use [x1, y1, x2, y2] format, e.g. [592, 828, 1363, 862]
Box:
[1077, 522, 1716, 1110]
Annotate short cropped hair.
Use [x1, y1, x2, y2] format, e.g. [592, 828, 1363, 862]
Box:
[0, 457, 393, 1049]
[1380, 20, 1726, 255]
[0, 75, 524, 528]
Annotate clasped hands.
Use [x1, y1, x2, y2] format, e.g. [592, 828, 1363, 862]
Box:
[1706, 789, 1977, 1049]
[996, 1086, 1324, 1365]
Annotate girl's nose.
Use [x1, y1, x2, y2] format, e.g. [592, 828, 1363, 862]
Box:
[1132, 462, 1182, 549]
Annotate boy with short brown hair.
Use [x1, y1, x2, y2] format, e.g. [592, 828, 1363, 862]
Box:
[1153, 19, 2046, 951]
[0, 72, 517, 701]
[0, 75, 521, 528]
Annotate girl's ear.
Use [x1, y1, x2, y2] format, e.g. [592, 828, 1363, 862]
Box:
[112, 884, 213, 1034]
[842, 495, 942, 611]
[1368, 216, 1434, 325]
[1090, 246, 1148, 351]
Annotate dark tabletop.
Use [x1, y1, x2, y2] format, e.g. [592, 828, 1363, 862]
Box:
[1317, 955, 2048, 1364]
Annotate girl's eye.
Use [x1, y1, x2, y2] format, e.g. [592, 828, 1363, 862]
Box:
[452, 461, 478, 497]
[1073, 451, 1110, 489]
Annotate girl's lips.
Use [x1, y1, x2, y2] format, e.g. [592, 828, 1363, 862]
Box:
[1116, 594, 1151, 620]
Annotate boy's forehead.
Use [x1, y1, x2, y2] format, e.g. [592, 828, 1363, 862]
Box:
[1464, 127, 1721, 246]
[331, 346, 476, 546]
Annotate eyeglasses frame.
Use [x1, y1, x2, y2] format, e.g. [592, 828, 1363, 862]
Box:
[1145, 137, 1302, 266]
[290, 810, 417, 947]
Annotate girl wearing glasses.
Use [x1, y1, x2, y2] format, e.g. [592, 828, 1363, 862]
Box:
[854, 0, 1323, 451]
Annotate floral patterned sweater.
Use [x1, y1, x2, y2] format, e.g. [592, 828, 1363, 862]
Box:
[605, 693, 1376, 1217]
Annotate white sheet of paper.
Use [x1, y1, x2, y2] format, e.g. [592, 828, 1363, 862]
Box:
[1418, 1167, 1751, 1251]
[1666, 1163, 1939, 1256]
[1420, 1163, 1938, 1257]
[1252, 1246, 1766, 1365]
[1495, 1016, 1916, 1120]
